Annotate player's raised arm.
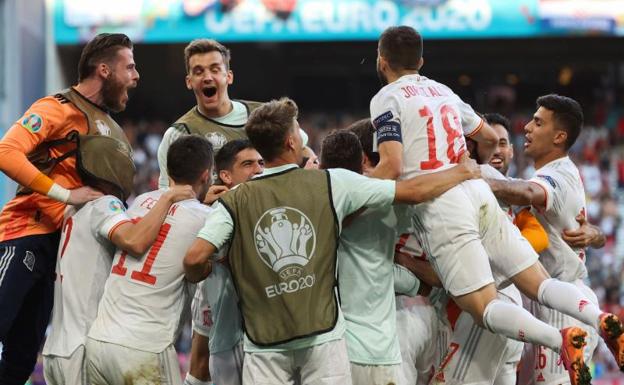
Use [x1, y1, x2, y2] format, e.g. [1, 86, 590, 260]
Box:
[486, 178, 547, 208]
[0, 100, 103, 204]
[394, 157, 480, 204]
[110, 185, 195, 256]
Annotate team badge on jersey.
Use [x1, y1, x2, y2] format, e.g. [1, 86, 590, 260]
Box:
[109, 200, 124, 213]
[254, 207, 316, 280]
[21, 113, 42, 133]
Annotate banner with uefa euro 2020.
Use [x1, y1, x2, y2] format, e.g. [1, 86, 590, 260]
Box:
[52, 0, 624, 44]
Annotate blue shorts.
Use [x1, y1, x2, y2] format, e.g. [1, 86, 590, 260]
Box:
[0, 231, 60, 385]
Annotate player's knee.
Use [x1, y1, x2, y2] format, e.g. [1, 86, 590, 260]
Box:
[510, 262, 550, 301]
[453, 284, 498, 326]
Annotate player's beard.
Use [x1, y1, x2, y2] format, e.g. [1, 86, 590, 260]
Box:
[498, 162, 510, 176]
[377, 66, 388, 87]
[102, 72, 127, 113]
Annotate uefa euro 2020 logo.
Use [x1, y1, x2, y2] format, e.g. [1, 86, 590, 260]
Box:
[254, 207, 316, 281]
[205, 132, 227, 152]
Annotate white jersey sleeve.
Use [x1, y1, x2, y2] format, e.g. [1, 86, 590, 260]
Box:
[89, 196, 132, 242]
[528, 157, 587, 281]
[436, 83, 484, 137]
[455, 97, 484, 137]
[157, 125, 188, 189]
[370, 90, 403, 150]
[480, 164, 506, 180]
[529, 171, 561, 213]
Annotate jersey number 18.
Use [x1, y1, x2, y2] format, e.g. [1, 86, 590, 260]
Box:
[419, 104, 464, 170]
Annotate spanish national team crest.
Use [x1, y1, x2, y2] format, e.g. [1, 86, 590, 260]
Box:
[21, 114, 42, 133]
[254, 207, 316, 280]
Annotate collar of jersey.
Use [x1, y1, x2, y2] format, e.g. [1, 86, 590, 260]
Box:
[253, 164, 298, 179]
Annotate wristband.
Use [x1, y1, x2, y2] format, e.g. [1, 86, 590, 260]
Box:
[184, 373, 211, 385]
[30, 173, 54, 195]
[47, 183, 71, 203]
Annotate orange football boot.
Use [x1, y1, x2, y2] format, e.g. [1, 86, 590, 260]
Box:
[559, 327, 591, 385]
[599, 313, 624, 371]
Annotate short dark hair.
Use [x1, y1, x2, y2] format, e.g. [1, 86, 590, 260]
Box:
[184, 39, 231, 73]
[379, 26, 423, 72]
[483, 113, 511, 135]
[536, 94, 583, 150]
[78, 33, 133, 82]
[347, 118, 379, 166]
[215, 139, 255, 172]
[167, 135, 214, 185]
[245, 97, 298, 162]
[320, 130, 363, 173]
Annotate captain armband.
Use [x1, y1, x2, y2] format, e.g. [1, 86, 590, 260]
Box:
[373, 110, 402, 145]
[375, 121, 402, 145]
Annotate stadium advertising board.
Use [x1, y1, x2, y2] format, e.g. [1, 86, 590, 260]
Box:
[537, 0, 624, 35]
[52, 0, 623, 44]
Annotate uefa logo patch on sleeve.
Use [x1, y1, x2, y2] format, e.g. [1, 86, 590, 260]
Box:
[109, 200, 124, 213]
[537, 174, 557, 189]
[21, 113, 43, 133]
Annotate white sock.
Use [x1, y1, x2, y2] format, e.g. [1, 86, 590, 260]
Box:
[483, 299, 562, 352]
[184, 373, 211, 385]
[537, 278, 601, 330]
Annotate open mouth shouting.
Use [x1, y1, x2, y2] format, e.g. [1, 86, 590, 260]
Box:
[202, 86, 217, 98]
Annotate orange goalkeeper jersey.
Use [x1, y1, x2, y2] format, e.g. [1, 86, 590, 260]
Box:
[0, 92, 91, 241]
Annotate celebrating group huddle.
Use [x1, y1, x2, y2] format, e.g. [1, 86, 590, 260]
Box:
[0, 25, 622, 385]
